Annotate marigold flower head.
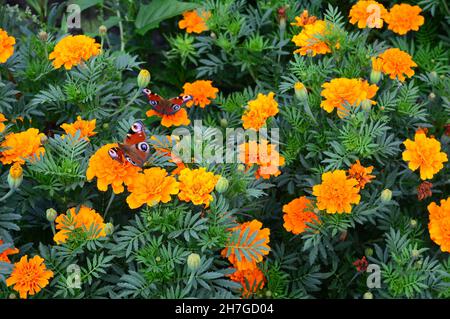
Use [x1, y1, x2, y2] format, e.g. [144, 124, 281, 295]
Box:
[320, 78, 378, 118]
[417, 181, 433, 201]
[353, 256, 368, 272]
[178, 10, 211, 34]
[183, 80, 218, 108]
[0, 239, 19, 263]
[53, 206, 107, 244]
[282, 196, 319, 235]
[0, 28, 15, 63]
[239, 140, 285, 179]
[349, 1, 388, 29]
[146, 108, 190, 127]
[291, 10, 317, 27]
[60, 116, 97, 141]
[229, 266, 266, 298]
[372, 48, 417, 82]
[348, 160, 375, 189]
[86, 143, 141, 194]
[312, 170, 361, 214]
[126, 167, 180, 209]
[292, 20, 333, 56]
[177, 167, 219, 207]
[221, 220, 270, 271]
[0, 113, 7, 133]
[242, 92, 279, 130]
[428, 198, 450, 253]
[402, 131, 448, 180]
[6, 255, 53, 299]
[0, 128, 45, 165]
[49, 35, 101, 70]
[385, 4, 424, 35]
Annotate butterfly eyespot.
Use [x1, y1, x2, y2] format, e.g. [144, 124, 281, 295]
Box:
[125, 156, 137, 166]
[131, 122, 143, 132]
[172, 104, 181, 111]
[149, 100, 158, 106]
[182, 95, 192, 101]
[142, 89, 151, 95]
[137, 142, 149, 152]
[108, 148, 118, 158]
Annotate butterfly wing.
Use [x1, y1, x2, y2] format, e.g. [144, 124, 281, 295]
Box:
[167, 94, 193, 115]
[143, 89, 192, 115]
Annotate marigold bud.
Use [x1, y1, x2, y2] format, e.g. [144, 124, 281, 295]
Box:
[294, 82, 308, 101]
[363, 292, 373, 299]
[220, 118, 228, 128]
[215, 176, 229, 193]
[410, 219, 418, 228]
[187, 253, 201, 271]
[99, 25, 107, 36]
[46, 208, 57, 222]
[265, 290, 272, 298]
[370, 69, 382, 84]
[428, 92, 436, 100]
[8, 163, 23, 190]
[361, 99, 372, 111]
[380, 189, 392, 202]
[9, 293, 16, 299]
[38, 30, 48, 42]
[137, 69, 151, 88]
[365, 248, 374, 257]
[104, 222, 114, 235]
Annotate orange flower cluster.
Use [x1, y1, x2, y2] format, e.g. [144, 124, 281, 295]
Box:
[0, 239, 19, 263]
[402, 131, 448, 180]
[60, 116, 97, 141]
[348, 160, 375, 189]
[86, 143, 141, 194]
[54, 206, 107, 244]
[291, 10, 317, 27]
[242, 92, 279, 130]
[371, 48, 417, 82]
[385, 4, 424, 35]
[313, 170, 361, 214]
[349, 1, 388, 29]
[177, 167, 219, 207]
[0, 128, 45, 165]
[428, 198, 450, 253]
[282, 196, 319, 235]
[178, 10, 211, 34]
[292, 20, 334, 56]
[126, 167, 180, 209]
[229, 267, 266, 298]
[146, 108, 191, 128]
[6, 255, 53, 299]
[0, 28, 15, 63]
[320, 78, 378, 118]
[183, 80, 219, 108]
[49, 35, 101, 70]
[0, 113, 7, 133]
[239, 140, 285, 179]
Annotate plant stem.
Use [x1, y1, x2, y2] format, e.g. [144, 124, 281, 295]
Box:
[104, 192, 115, 220]
[0, 189, 15, 202]
[116, 2, 125, 51]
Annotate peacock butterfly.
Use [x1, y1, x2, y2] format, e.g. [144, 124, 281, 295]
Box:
[142, 88, 192, 115]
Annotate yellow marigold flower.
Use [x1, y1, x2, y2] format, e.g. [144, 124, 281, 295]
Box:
[349, 1, 388, 29]
[126, 167, 180, 209]
[402, 131, 448, 180]
[0, 113, 7, 133]
[372, 48, 417, 82]
[242, 92, 279, 131]
[0, 128, 45, 165]
[320, 78, 378, 118]
[282, 196, 319, 235]
[428, 198, 450, 253]
[348, 160, 375, 189]
[385, 4, 424, 35]
[312, 170, 361, 214]
[60, 116, 97, 141]
[6, 255, 53, 299]
[177, 167, 219, 207]
[183, 80, 218, 108]
[53, 206, 106, 244]
[292, 20, 334, 56]
[221, 220, 270, 271]
[146, 108, 190, 128]
[178, 10, 211, 34]
[86, 143, 141, 194]
[229, 266, 266, 298]
[291, 10, 317, 27]
[0, 239, 19, 263]
[0, 28, 15, 63]
[49, 35, 101, 70]
[239, 140, 285, 179]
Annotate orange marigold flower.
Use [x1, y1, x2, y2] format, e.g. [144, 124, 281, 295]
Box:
[6, 255, 53, 299]
[385, 4, 424, 35]
[242, 92, 279, 130]
[402, 131, 448, 180]
[282, 196, 319, 235]
[239, 140, 285, 179]
[221, 220, 270, 271]
[291, 10, 317, 27]
[60, 116, 97, 141]
[292, 20, 334, 56]
[146, 108, 190, 127]
[0, 28, 15, 63]
[312, 170, 361, 214]
[49, 35, 101, 70]
[178, 10, 211, 34]
[126, 167, 180, 209]
[428, 198, 450, 253]
[0, 239, 19, 263]
[183, 80, 219, 108]
[86, 143, 141, 194]
[348, 160, 375, 189]
[229, 266, 266, 298]
[0, 128, 45, 165]
[349, 1, 388, 29]
[320, 78, 378, 118]
[0, 113, 7, 133]
[178, 167, 219, 207]
[372, 48, 417, 82]
[53, 206, 106, 244]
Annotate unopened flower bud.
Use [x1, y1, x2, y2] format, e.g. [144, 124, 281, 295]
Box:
[265, 290, 272, 298]
[294, 82, 308, 101]
[363, 292, 373, 299]
[104, 222, 114, 235]
[215, 176, 229, 193]
[155, 256, 161, 262]
[428, 92, 436, 100]
[102, 123, 109, 129]
[8, 163, 23, 190]
[220, 118, 228, 128]
[99, 25, 107, 36]
[210, 32, 217, 40]
[411, 249, 420, 258]
[370, 69, 382, 84]
[365, 248, 374, 257]
[38, 30, 48, 42]
[187, 253, 201, 271]
[137, 69, 151, 88]
[46, 208, 57, 222]
[410, 219, 418, 228]
[429, 71, 438, 81]
[380, 189, 392, 202]
[9, 293, 16, 299]
[361, 99, 372, 111]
